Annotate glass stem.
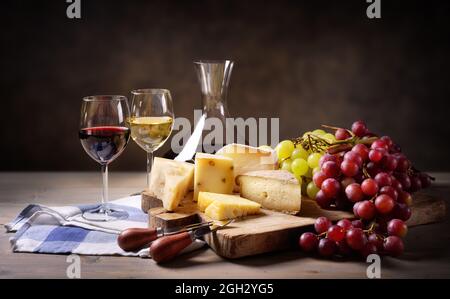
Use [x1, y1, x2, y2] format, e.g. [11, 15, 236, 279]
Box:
[101, 164, 109, 213]
[146, 151, 153, 190]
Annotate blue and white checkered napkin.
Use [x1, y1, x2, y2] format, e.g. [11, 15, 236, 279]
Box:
[5, 196, 205, 258]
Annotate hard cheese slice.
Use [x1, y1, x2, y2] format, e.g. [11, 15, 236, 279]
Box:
[193, 153, 234, 201]
[237, 170, 301, 214]
[215, 143, 277, 190]
[199, 192, 261, 221]
[148, 157, 194, 211]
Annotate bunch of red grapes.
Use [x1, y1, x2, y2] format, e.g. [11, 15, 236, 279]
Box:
[299, 120, 433, 258]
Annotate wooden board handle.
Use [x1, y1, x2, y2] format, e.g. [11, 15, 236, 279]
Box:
[150, 231, 193, 263]
[117, 228, 158, 252]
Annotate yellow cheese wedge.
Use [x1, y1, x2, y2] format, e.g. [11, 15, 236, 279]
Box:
[193, 153, 234, 201]
[237, 170, 301, 214]
[215, 143, 277, 191]
[148, 157, 194, 211]
[199, 192, 261, 221]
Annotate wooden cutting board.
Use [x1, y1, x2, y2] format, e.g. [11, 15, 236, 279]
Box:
[142, 191, 446, 259]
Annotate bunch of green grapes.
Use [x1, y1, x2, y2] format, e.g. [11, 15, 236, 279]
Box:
[275, 129, 337, 199]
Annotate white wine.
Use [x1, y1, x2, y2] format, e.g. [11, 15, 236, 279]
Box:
[128, 116, 173, 152]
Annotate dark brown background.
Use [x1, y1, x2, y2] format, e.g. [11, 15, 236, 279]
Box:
[1, 0, 450, 171]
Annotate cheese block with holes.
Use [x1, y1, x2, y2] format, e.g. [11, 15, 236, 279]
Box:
[237, 170, 301, 214]
[199, 192, 261, 221]
[215, 143, 277, 190]
[193, 153, 234, 201]
[147, 157, 194, 211]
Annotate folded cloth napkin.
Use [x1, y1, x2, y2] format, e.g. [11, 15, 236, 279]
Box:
[5, 195, 205, 257]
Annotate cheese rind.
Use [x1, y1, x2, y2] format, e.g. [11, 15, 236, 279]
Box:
[216, 144, 277, 190]
[148, 157, 194, 211]
[199, 192, 261, 220]
[193, 153, 234, 201]
[237, 170, 301, 214]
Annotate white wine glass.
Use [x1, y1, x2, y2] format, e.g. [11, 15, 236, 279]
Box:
[129, 89, 174, 190]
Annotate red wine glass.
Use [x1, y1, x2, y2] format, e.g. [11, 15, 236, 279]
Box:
[79, 95, 131, 221]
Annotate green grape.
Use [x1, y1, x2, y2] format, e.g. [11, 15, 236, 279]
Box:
[281, 159, 293, 172]
[291, 147, 308, 160]
[294, 173, 303, 185]
[306, 181, 320, 199]
[307, 153, 322, 169]
[304, 167, 313, 178]
[322, 133, 336, 143]
[302, 131, 312, 139]
[276, 140, 295, 160]
[312, 166, 321, 175]
[291, 158, 309, 176]
[312, 129, 326, 136]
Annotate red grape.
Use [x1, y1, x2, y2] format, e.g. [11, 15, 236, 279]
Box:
[299, 232, 319, 252]
[321, 161, 340, 178]
[374, 172, 392, 187]
[381, 155, 398, 171]
[391, 178, 403, 192]
[352, 144, 369, 161]
[315, 190, 333, 208]
[393, 203, 412, 221]
[380, 186, 398, 201]
[341, 160, 359, 177]
[313, 171, 328, 188]
[375, 194, 395, 214]
[396, 156, 410, 172]
[335, 128, 351, 140]
[345, 183, 364, 202]
[409, 175, 422, 192]
[368, 149, 385, 163]
[361, 178, 379, 196]
[337, 239, 352, 256]
[384, 236, 404, 256]
[351, 219, 363, 229]
[368, 233, 384, 251]
[387, 219, 408, 238]
[341, 177, 356, 189]
[371, 139, 389, 151]
[344, 151, 363, 167]
[346, 228, 367, 250]
[380, 136, 393, 148]
[397, 191, 412, 206]
[327, 225, 346, 242]
[319, 153, 338, 167]
[321, 178, 341, 198]
[314, 216, 331, 234]
[351, 121, 368, 137]
[357, 200, 376, 220]
[366, 162, 380, 177]
[390, 143, 402, 153]
[337, 219, 353, 230]
[318, 238, 337, 257]
[395, 173, 411, 190]
[418, 173, 432, 188]
[360, 243, 378, 258]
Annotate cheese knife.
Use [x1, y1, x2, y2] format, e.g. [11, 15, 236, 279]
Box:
[117, 221, 213, 252]
[150, 220, 233, 263]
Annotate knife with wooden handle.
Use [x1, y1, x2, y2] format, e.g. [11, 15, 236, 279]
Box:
[150, 220, 233, 263]
[117, 221, 213, 252]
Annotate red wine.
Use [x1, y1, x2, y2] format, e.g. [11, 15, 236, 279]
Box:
[79, 126, 130, 164]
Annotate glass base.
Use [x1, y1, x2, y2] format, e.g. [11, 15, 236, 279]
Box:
[82, 207, 128, 222]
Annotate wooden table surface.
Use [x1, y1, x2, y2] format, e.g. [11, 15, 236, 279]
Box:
[0, 172, 449, 279]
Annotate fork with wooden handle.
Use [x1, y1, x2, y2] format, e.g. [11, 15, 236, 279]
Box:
[117, 221, 212, 252]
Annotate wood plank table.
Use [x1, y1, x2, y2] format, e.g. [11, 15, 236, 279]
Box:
[0, 172, 449, 279]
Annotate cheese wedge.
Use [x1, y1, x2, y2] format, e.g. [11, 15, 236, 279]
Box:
[237, 170, 301, 214]
[193, 153, 234, 201]
[148, 157, 194, 211]
[199, 192, 261, 220]
[215, 144, 277, 191]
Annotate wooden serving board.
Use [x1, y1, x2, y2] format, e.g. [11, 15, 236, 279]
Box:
[142, 191, 447, 259]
